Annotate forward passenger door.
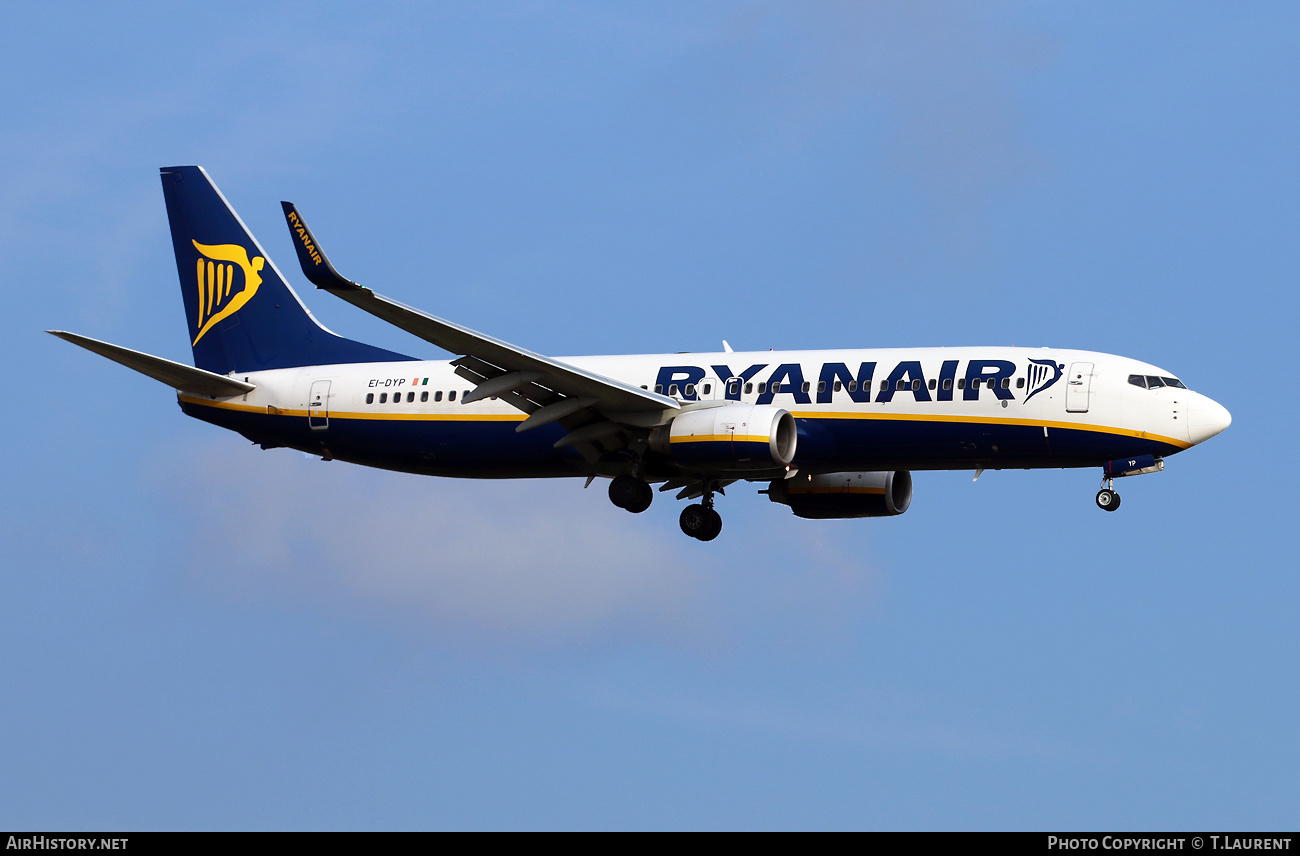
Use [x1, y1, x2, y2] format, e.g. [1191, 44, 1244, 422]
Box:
[1065, 363, 1093, 413]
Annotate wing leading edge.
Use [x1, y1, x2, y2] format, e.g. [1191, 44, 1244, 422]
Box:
[279, 202, 679, 435]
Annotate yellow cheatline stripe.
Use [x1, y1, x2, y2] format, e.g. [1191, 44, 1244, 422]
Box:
[178, 395, 1190, 449]
[334, 411, 524, 422]
[669, 434, 770, 444]
[177, 394, 525, 422]
[789, 410, 1192, 450]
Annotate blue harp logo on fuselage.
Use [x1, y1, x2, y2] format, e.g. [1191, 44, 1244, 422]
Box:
[1023, 358, 1064, 403]
[191, 240, 265, 345]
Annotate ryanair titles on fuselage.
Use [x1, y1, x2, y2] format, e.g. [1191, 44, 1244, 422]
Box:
[655, 358, 1065, 406]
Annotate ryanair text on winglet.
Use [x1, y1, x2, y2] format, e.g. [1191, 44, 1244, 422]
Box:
[286, 210, 323, 266]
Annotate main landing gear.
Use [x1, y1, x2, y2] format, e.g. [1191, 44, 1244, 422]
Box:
[679, 483, 723, 542]
[1096, 478, 1121, 512]
[608, 474, 723, 540]
[609, 474, 653, 513]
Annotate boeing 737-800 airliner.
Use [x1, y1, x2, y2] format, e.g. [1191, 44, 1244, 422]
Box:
[51, 166, 1231, 541]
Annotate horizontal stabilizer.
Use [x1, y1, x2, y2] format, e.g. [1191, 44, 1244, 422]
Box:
[48, 331, 255, 397]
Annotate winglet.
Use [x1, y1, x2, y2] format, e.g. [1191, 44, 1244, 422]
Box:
[280, 201, 365, 292]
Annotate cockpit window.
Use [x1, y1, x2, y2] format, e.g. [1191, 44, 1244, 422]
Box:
[1130, 374, 1188, 390]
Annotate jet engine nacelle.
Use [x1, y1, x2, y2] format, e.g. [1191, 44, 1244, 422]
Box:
[766, 470, 913, 519]
[649, 404, 796, 470]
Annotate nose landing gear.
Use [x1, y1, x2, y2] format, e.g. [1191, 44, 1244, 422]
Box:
[679, 481, 723, 541]
[1095, 477, 1121, 512]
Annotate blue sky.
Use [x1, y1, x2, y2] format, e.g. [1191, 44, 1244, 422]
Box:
[2, 2, 1295, 830]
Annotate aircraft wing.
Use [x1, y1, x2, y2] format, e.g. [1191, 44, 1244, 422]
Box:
[280, 202, 678, 424]
[48, 330, 255, 397]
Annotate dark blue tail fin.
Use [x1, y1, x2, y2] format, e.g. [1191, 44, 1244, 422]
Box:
[160, 166, 414, 373]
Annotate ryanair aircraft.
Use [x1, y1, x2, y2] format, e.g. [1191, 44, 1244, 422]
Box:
[51, 166, 1232, 541]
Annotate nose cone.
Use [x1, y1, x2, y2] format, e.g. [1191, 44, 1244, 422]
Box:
[1187, 393, 1231, 445]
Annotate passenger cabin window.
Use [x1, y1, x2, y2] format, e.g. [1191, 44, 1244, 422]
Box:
[971, 379, 981, 390]
[911, 379, 921, 391]
[943, 379, 952, 391]
[847, 381, 857, 392]
[684, 384, 695, 397]
[817, 381, 826, 393]
[834, 381, 843, 392]
[702, 384, 711, 395]
[1001, 378, 1010, 389]
[421, 391, 429, 402]
[744, 383, 753, 394]
[802, 381, 811, 393]
[668, 384, 679, 396]
[435, 391, 443, 401]
[654, 385, 663, 394]
[727, 382, 739, 396]
[757, 382, 767, 394]
[928, 379, 936, 390]
[1016, 377, 1025, 389]
[957, 378, 966, 390]
[366, 393, 374, 404]
[407, 392, 415, 402]
[449, 390, 457, 401]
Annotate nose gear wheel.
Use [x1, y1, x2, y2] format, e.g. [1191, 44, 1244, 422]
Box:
[1096, 488, 1121, 511]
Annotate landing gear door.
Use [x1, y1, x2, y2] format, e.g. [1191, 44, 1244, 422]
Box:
[1066, 362, 1093, 413]
[308, 379, 331, 431]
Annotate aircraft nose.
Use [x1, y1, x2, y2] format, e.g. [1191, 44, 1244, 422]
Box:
[1187, 393, 1231, 445]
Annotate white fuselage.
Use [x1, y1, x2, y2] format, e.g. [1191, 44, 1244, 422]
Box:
[177, 346, 1230, 480]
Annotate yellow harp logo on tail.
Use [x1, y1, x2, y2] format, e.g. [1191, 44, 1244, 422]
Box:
[191, 240, 265, 345]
